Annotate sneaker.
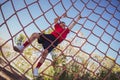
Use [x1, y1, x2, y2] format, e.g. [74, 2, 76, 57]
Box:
[33, 68, 39, 76]
[13, 45, 24, 52]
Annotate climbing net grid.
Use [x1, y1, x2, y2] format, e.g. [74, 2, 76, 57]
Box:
[0, 0, 120, 80]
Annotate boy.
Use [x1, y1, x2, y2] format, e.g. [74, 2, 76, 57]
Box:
[13, 13, 81, 76]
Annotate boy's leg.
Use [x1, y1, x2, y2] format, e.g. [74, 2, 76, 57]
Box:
[13, 33, 40, 52]
[33, 34, 58, 76]
[33, 49, 49, 76]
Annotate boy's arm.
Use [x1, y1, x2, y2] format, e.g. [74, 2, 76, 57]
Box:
[68, 15, 81, 30]
[54, 13, 67, 24]
[54, 17, 60, 24]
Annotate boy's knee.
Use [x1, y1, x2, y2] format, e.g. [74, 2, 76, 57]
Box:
[42, 49, 48, 57]
[32, 33, 40, 38]
[44, 49, 48, 54]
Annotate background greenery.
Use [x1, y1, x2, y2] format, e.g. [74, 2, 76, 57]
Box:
[0, 31, 120, 80]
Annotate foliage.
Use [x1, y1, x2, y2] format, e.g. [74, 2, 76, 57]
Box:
[2, 33, 120, 80]
[14, 33, 26, 45]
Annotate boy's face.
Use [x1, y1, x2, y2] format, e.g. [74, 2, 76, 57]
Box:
[60, 22, 66, 28]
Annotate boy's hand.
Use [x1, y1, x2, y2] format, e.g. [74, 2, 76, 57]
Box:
[61, 13, 67, 18]
[54, 13, 68, 24]
[77, 15, 81, 20]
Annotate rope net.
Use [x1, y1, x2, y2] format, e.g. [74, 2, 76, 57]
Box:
[0, 0, 120, 80]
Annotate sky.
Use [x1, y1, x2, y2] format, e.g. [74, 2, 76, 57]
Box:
[0, 0, 120, 65]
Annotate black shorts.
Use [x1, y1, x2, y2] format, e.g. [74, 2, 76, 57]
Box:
[38, 34, 59, 53]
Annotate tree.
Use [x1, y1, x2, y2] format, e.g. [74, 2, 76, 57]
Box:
[14, 33, 26, 46]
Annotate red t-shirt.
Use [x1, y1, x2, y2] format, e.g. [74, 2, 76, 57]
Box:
[51, 23, 70, 43]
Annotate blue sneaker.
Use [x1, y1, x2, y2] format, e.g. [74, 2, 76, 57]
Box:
[13, 45, 24, 52]
[33, 68, 39, 76]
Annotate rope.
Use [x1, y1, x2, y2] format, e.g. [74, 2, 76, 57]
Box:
[0, 0, 120, 80]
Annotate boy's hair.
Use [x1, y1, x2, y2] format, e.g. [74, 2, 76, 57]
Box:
[60, 21, 65, 24]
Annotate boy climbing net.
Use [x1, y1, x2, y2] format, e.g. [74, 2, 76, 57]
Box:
[13, 13, 81, 76]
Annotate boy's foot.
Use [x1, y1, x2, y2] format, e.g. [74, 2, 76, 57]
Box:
[33, 68, 39, 77]
[13, 45, 24, 52]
